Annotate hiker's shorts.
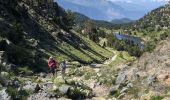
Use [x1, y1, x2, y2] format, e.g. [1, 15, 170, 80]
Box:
[49, 67, 55, 74]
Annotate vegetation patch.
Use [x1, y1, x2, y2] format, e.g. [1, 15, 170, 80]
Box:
[151, 96, 164, 100]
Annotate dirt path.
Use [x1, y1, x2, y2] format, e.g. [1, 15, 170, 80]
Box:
[103, 51, 117, 65]
[84, 50, 117, 97]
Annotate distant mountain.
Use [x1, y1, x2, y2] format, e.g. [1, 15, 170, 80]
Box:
[56, 0, 166, 21]
[111, 18, 135, 24]
[73, 12, 114, 28]
[73, 12, 90, 25]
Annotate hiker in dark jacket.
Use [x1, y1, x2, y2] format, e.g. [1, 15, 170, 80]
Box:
[60, 60, 66, 74]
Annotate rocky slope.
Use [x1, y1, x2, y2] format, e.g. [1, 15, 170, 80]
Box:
[112, 37, 170, 99]
[1, 37, 170, 100]
[0, 0, 112, 72]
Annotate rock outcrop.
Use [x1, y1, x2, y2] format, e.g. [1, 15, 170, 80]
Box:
[112, 37, 170, 99]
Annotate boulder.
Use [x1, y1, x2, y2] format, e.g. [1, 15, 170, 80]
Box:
[0, 89, 11, 100]
[41, 82, 53, 91]
[0, 72, 9, 77]
[147, 75, 157, 86]
[52, 85, 58, 91]
[28, 91, 57, 100]
[58, 85, 70, 94]
[39, 72, 47, 78]
[23, 81, 38, 92]
[127, 83, 133, 88]
[115, 72, 127, 85]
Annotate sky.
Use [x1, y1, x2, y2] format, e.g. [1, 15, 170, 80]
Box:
[56, 0, 169, 21]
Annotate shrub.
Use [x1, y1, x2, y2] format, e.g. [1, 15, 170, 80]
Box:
[6, 86, 30, 100]
[144, 41, 156, 52]
[160, 32, 169, 40]
[151, 96, 164, 100]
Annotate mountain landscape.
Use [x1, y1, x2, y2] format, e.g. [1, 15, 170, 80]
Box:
[0, 0, 170, 100]
[56, 0, 167, 21]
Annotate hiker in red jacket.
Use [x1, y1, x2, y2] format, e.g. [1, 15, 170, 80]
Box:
[48, 56, 57, 76]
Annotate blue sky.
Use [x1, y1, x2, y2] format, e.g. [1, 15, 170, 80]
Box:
[56, 0, 169, 21]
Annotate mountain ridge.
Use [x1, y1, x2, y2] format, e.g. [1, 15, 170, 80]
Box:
[111, 18, 135, 24]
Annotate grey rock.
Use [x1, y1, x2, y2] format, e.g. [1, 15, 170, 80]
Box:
[28, 91, 57, 100]
[0, 72, 9, 77]
[0, 89, 11, 100]
[45, 92, 56, 98]
[59, 85, 70, 94]
[147, 75, 157, 86]
[23, 81, 38, 92]
[39, 72, 47, 78]
[127, 83, 133, 88]
[41, 83, 53, 91]
[116, 72, 127, 85]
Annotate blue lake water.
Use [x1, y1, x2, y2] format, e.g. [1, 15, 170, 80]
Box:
[113, 32, 144, 49]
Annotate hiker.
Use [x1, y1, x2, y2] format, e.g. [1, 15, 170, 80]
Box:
[60, 60, 66, 74]
[48, 56, 57, 76]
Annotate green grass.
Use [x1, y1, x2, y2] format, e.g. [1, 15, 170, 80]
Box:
[30, 10, 112, 64]
[17, 66, 32, 73]
[151, 96, 164, 100]
[109, 51, 135, 67]
[43, 30, 112, 63]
